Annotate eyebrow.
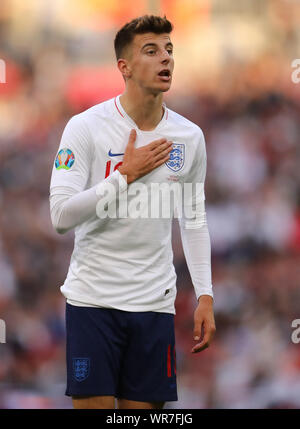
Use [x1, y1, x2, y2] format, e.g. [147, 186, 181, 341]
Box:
[141, 42, 173, 51]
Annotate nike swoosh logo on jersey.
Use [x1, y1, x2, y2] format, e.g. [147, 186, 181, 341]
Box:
[108, 149, 124, 157]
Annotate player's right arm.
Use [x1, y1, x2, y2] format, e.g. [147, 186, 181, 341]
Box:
[49, 118, 173, 234]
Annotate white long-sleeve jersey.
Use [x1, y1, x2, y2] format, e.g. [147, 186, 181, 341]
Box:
[49, 95, 213, 314]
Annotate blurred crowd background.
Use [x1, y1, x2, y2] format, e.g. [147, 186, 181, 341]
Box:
[0, 0, 300, 409]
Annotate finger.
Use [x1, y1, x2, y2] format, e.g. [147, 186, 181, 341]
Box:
[147, 137, 167, 150]
[126, 129, 137, 153]
[152, 141, 173, 156]
[191, 334, 211, 353]
[193, 315, 204, 341]
[191, 326, 216, 353]
[191, 341, 209, 353]
[193, 322, 203, 342]
[153, 145, 173, 162]
[153, 153, 171, 168]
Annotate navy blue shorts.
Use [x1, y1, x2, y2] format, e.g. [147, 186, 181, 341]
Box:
[65, 303, 178, 402]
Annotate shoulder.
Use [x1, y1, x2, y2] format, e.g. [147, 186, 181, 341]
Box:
[166, 107, 206, 149]
[166, 107, 205, 139]
[59, 99, 113, 156]
[66, 97, 116, 132]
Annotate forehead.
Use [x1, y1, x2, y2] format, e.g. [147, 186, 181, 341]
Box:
[132, 33, 172, 50]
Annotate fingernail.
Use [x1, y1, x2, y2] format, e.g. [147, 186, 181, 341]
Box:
[194, 336, 199, 341]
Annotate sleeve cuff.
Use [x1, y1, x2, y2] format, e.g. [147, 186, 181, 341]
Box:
[113, 169, 128, 193]
[95, 169, 128, 197]
[197, 291, 214, 301]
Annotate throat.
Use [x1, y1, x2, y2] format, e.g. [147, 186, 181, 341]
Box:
[133, 107, 165, 131]
[120, 95, 165, 130]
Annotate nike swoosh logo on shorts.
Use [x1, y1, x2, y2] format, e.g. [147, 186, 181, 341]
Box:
[108, 149, 124, 157]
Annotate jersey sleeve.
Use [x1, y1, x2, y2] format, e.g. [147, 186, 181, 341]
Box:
[178, 128, 213, 300]
[49, 169, 128, 234]
[50, 114, 94, 193]
[179, 127, 207, 229]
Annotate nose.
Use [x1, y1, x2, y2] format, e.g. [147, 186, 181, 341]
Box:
[161, 49, 170, 64]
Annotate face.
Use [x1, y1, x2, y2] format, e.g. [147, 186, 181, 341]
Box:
[120, 32, 174, 94]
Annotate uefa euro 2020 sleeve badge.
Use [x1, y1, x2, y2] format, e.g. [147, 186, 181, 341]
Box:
[55, 148, 75, 170]
[165, 143, 185, 172]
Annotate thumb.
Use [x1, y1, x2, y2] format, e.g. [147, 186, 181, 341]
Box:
[126, 129, 137, 153]
[193, 322, 202, 341]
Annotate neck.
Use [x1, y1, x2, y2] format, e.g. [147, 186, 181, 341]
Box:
[119, 85, 164, 131]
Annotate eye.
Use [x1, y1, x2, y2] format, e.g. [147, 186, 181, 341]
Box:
[147, 50, 155, 55]
[167, 49, 173, 55]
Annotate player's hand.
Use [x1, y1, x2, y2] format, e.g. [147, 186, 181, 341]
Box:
[118, 129, 173, 184]
[191, 295, 216, 353]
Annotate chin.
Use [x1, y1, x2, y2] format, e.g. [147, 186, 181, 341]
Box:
[156, 82, 172, 93]
[161, 85, 172, 93]
[146, 82, 172, 95]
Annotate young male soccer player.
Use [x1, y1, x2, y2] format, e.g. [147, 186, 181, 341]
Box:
[49, 15, 216, 409]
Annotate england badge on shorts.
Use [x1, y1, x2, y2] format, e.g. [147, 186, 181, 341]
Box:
[73, 358, 90, 382]
[165, 143, 185, 172]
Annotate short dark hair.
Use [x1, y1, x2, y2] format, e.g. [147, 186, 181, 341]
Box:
[114, 15, 173, 60]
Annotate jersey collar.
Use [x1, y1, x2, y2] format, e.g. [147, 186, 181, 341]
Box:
[114, 94, 168, 133]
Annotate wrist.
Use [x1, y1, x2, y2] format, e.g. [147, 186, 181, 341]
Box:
[197, 294, 213, 304]
[118, 165, 136, 184]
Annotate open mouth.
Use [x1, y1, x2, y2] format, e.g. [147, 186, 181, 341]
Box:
[158, 70, 171, 81]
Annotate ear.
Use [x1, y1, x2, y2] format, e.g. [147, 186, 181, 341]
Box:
[117, 58, 132, 80]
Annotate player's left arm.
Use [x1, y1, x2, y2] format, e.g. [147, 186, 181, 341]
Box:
[178, 128, 216, 354]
